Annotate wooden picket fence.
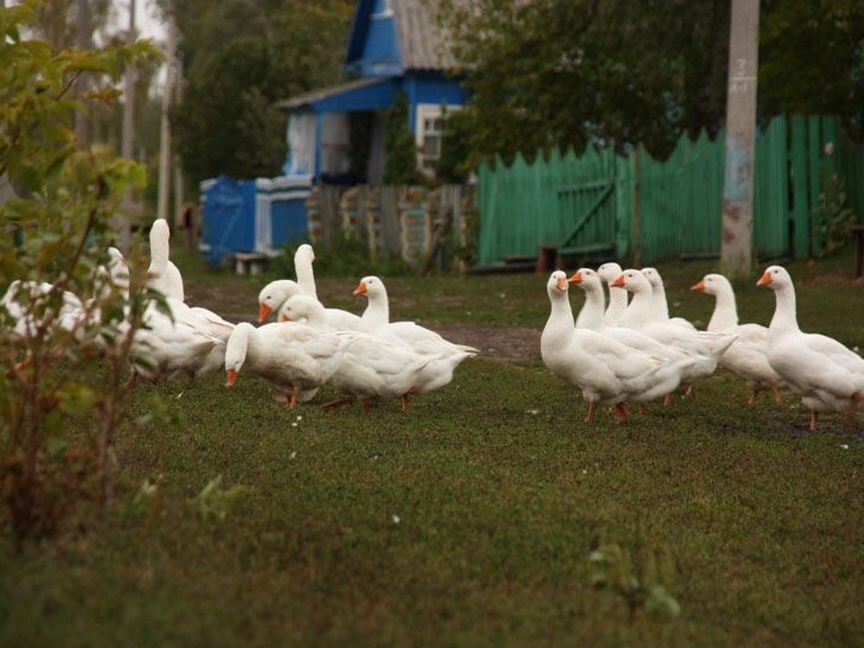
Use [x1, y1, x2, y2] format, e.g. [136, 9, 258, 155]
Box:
[306, 183, 476, 271]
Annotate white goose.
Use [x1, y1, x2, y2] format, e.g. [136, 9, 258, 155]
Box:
[256, 247, 362, 330]
[596, 262, 629, 324]
[1, 280, 85, 339]
[612, 269, 737, 398]
[692, 273, 784, 404]
[354, 275, 478, 358]
[640, 267, 696, 330]
[146, 218, 185, 301]
[282, 295, 470, 410]
[570, 269, 697, 364]
[133, 298, 227, 380]
[541, 271, 689, 424]
[758, 265, 864, 430]
[224, 321, 349, 407]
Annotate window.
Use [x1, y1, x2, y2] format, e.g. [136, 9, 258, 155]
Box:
[415, 106, 460, 174]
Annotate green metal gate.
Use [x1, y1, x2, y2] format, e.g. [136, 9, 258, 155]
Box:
[477, 114, 864, 267]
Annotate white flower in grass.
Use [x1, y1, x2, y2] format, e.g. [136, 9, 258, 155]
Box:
[290, 451, 297, 460]
[392, 514, 401, 525]
[291, 422, 298, 428]
[840, 444, 849, 450]
[296, 415, 303, 421]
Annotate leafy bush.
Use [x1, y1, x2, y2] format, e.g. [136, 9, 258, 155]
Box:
[0, 1, 160, 544]
[816, 174, 857, 257]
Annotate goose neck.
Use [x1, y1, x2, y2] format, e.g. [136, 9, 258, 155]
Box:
[708, 288, 739, 331]
[362, 289, 390, 327]
[575, 287, 605, 330]
[769, 284, 799, 332]
[294, 255, 318, 299]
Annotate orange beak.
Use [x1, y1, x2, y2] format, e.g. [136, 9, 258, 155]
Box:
[281, 314, 292, 322]
[756, 271, 772, 287]
[568, 272, 583, 284]
[555, 277, 568, 292]
[226, 369, 238, 388]
[353, 282, 367, 297]
[611, 275, 625, 288]
[690, 280, 706, 292]
[258, 303, 272, 323]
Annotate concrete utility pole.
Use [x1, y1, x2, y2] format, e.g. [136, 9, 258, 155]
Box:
[720, 0, 760, 277]
[117, 0, 137, 251]
[157, 1, 177, 224]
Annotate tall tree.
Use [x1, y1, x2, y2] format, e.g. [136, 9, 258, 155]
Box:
[440, 0, 863, 168]
[172, 0, 354, 185]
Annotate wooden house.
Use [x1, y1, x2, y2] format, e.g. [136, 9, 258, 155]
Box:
[276, 0, 469, 183]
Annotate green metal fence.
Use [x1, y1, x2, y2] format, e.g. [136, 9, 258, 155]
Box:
[477, 115, 864, 266]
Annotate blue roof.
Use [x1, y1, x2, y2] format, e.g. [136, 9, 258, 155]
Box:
[345, 0, 458, 75]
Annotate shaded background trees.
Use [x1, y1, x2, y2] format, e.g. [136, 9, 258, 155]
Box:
[172, 0, 354, 186]
[441, 0, 863, 167]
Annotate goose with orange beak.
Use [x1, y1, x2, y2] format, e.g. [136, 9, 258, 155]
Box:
[691, 273, 784, 404]
[354, 275, 479, 357]
[541, 271, 691, 424]
[223, 321, 348, 408]
[611, 269, 738, 403]
[757, 265, 864, 431]
[280, 295, 453, 413]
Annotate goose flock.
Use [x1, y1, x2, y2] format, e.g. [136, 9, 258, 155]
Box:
[2, 219, 477, 413]
[543, 263, 864, 431]
[4, 219, 863, 431]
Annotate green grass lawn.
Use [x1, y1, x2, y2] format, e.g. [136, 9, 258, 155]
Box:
[1, 252, 863, 647]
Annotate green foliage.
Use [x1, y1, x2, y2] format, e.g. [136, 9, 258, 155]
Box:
[193, 475, 250, 523]
[173, 0, 355, 184]
[436, 108, 473, 183]
[0, 1, 161, 543]
[816, 174, 857, 257]
[384, 93, 419, 185]
[760, 0, 864, 139]
[589, 543, 680, 623]
[440, 0, 864, 166]
[275, 234, 411, 280]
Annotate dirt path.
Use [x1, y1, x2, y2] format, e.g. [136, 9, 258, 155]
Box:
[430, 324, 540, 364]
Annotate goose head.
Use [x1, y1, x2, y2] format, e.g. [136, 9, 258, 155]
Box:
[757, 265, 792, 290]
[353, 275, 386, 299]
[224, 322, 255, 387]
[280, 294, 325, 325]
[257, 279, 301, 323]
[611, 269, 651, 294]
[568, 267, 603, 294]
[546, 271, 569, 299]
[294, 244, 315, 264]
[596, 262, 623, 285]
[691, 273, 731, 296]
[640, 267, 663, 290]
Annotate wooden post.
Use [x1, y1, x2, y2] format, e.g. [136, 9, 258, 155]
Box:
[720, 0, 760, 278]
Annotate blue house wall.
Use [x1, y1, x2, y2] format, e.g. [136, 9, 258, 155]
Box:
[404, 72, 472, 132]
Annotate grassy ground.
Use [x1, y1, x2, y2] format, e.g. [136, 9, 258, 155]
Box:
[1, 251, 863, 647]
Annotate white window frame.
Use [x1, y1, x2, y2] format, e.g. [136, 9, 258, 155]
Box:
[414, 104, 461, 175]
